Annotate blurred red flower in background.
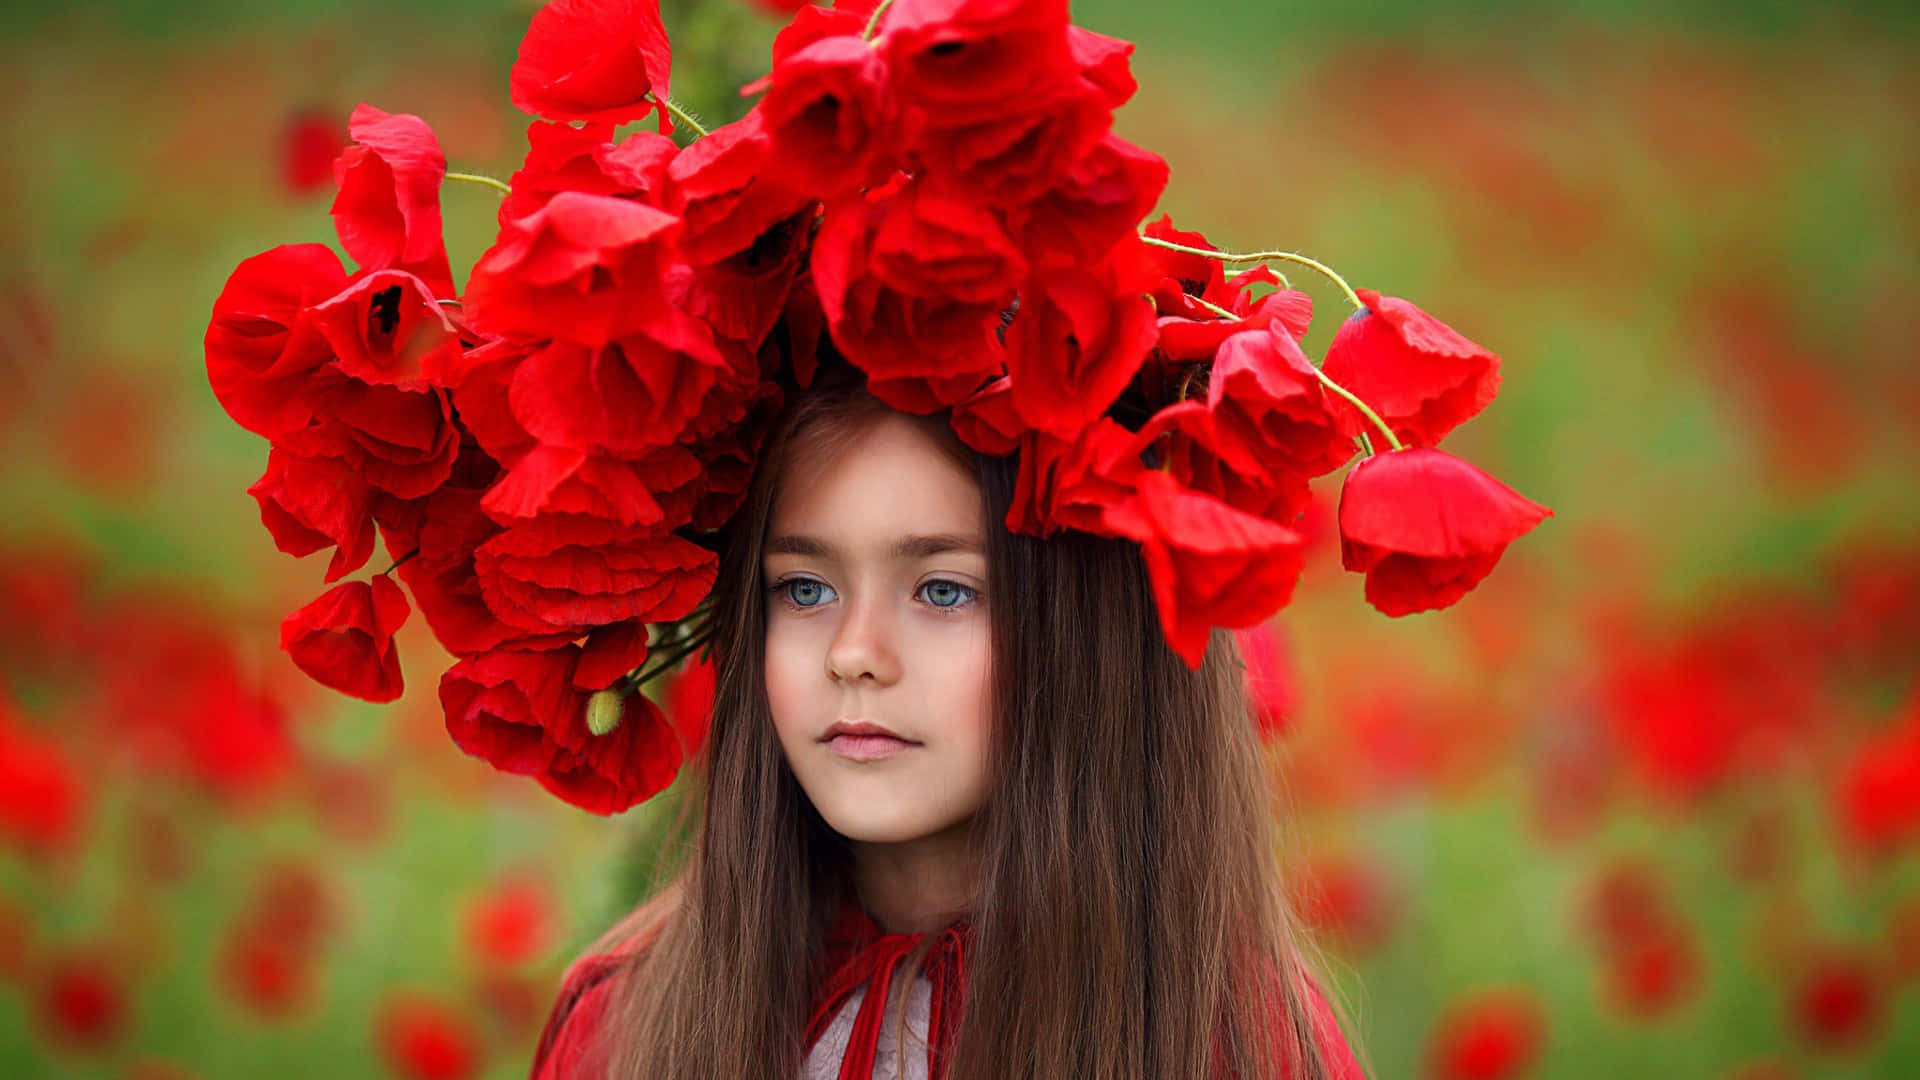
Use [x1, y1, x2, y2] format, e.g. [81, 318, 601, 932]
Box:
[1234, 622, 1298, 739]
[462, 876, 554, 970]
[1788, 950, 1884, 1055]
[1831, 692, 1920, 852]
[218, 925, 315, 1020]
[280, 107, 345, 196]
[35, 951, 127, 1054]
[374, 991, 484, 1080]
[1427, 988, 1546, 1080]
[1290, 852, 1395, 955]
[0, 694, 87, 854]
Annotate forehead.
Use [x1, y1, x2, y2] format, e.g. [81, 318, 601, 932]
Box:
[767, 413, 983, 544]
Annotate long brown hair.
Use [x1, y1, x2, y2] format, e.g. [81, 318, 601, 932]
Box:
[575, 364, 1343, 1080]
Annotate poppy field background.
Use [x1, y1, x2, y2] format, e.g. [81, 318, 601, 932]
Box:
[2, 0, 1917, 1077]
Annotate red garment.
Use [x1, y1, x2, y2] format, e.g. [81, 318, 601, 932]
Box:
[529, 899, 1366, 1079]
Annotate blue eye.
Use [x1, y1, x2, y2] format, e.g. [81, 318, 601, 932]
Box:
[777, 578, 836, 608]
[918, 580, 978, 610]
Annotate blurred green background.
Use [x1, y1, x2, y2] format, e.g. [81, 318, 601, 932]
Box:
[1, 1, 1916, 1077]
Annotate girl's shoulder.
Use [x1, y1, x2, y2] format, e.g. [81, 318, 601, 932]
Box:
[529, 938, 646, 1080]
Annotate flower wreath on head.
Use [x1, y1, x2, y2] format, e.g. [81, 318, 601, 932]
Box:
[206, 0, 1552, 816]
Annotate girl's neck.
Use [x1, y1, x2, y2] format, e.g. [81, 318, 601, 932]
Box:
[850, 816, 980, 935]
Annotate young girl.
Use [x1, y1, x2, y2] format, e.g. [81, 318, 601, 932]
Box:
[201, 3, 1540, 1077]
[529, 360, 1368, 1079]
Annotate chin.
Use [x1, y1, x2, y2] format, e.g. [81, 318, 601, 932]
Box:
[815, 801, 965, 846]
[820, 811, 934, 846]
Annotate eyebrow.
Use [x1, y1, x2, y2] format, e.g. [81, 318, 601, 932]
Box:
[763, 532, 984, 560]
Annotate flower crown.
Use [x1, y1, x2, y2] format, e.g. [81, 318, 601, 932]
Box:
[205, 0, 1552, 815]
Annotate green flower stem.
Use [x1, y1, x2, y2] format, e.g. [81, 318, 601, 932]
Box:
[445, 170, 511, 196]
[381, 548, 420, 576]
[863, 0, 897, 40]
[627, 625, 714, 690]
[1139, 235, 1365, 313]
[1311, 367, 1404, 452]
[649, 94, 710, 138]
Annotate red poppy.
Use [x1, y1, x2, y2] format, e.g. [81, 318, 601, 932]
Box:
[464, 191, 682, 348]
[1337, 448, 1551, 616]
[306, 270, 462, 391]
[1005, 238, 1159, 435]
[500, 122, 672, 223]
[1319, 289, 1501, 449]
[1131, 402, 1307, 524]
[1102, 471, 1308, 668]
[317, 379, 462, 501]
[679, 203, 816, 346]
[502, 322, 740, 459]
[204, 244, 349, 440]
[760, 33, 891, 198]
[374, 991, 484, 1080]
[439, 644, 695, 814]
[812, 194, 1004, 413]
[1144, 214, 1282, 320]
[868, 180, 1027, 305]
[248, 437, 377, 584]
[482, 444, 700, 531]
[472, 516, 716, 636]
[279, 575, 411, 703]
[665, 110, 811, 266]
[509, 0, 673, 132]
[1427, 988, 1546, 1080]
[881, 0, 1075, 124]
[911, 75, 1111, 206]
[1207, 325, 1356, 480]
[1068, 25, 1138, 107]
[383, 487, 574, 658]
[330, 104, 454, 297]
[1003, 417, 1142, 538]
[948, 375, 1023, 456]
[538, 687, 689, 814]
[1011, 133, 1167, 268]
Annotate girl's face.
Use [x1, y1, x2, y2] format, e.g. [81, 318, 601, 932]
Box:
[762, 412, 993, 847]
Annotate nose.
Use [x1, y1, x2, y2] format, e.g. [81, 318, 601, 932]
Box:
[825, 590, 901, 686]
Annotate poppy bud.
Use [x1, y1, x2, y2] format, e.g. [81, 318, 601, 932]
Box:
[585, 689, 625, 736]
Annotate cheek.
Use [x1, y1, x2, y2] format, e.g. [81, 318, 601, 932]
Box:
[763, 622, 820, 737]
[941, 627, 994, 765]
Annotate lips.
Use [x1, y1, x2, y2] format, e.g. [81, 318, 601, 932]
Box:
[821, 720, 922, 763]
[821, 720, 916, 743]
